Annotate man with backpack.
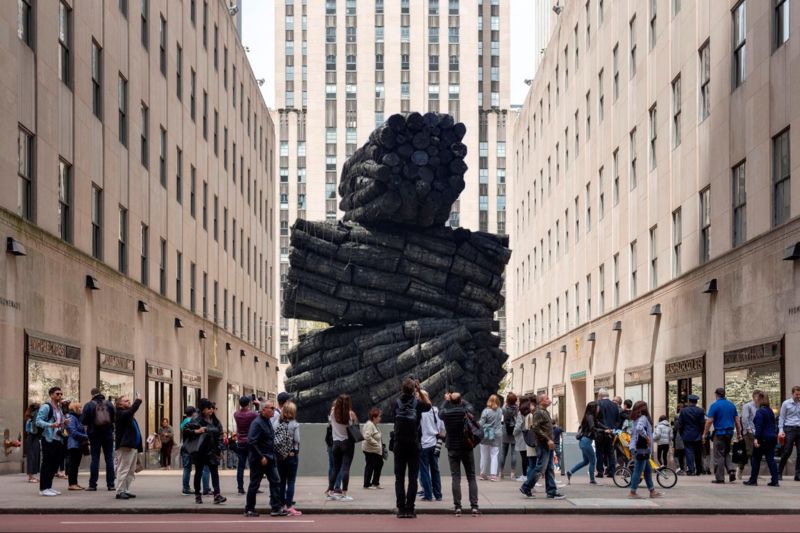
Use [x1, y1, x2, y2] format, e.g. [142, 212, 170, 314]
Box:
[440, 390, 480, 516]
[35, 387, 66, 496]
[81, 388, 116, 492]
[391, 377, 432, 519]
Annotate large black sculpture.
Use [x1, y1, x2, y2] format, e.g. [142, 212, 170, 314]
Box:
[282, 112, 511, 422]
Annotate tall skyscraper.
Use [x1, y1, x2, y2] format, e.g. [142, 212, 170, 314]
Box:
[274, 0, 511, 384]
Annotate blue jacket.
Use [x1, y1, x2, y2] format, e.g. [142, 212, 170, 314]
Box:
[66, 414, 88, 450]
[754, 406, 777, 441]
[35, 402, 64, 444]
[677, 405, 706, 443]
[247, 414, 276, 463]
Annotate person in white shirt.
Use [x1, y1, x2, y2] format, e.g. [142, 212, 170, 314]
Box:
[418, 392, 445, 501]
[738, 390, 761, 479]
[778, 386, 800, 481]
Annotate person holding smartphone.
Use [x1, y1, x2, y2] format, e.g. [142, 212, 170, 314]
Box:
[114, 392, 143, 500]
[35, 387, 66, 496]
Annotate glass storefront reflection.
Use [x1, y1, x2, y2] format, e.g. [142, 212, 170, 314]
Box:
[27, 359, 79, 405]
[725, 363, 782, 413]
[99, 371, 134, 402]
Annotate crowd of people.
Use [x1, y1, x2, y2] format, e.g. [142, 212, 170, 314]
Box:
[20, 381, 800, 517]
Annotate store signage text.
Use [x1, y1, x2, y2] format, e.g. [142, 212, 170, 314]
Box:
[552, 384, 566, 397]
[182, 372, 202, 387]
[28, 335, 80, 361]
[789, 305, 800, 316]
[625, 367, 653, 385]
[0, 297, 20, 310]
[99, 351, 135, 373]
[593, 374, 615, 389]
[724, 341, 782, 368]
[147, 364, 173, 381]
[665, 356, 705, 378]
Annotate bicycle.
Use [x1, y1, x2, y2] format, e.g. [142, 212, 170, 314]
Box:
[613, 457, 677, 489]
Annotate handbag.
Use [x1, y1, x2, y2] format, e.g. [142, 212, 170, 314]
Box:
[523, 428, 537, 448]
[732, 439, 748, 465]
[183, 433, 205, 457]
[80, 440, 91, 456]
[347, 424, 364, 443]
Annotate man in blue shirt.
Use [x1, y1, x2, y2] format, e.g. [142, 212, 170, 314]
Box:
[703, 387, 742, 484]
[778, 385, 800, 481]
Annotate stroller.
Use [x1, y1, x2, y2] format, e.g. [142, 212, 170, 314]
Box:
[611, 430, 678, 489]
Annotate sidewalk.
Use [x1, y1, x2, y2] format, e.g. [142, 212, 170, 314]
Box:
[5, 469, 800, 515]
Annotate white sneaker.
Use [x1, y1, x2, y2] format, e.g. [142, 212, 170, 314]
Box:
[339, 495, 354, 501]
[515, 475, 526, 482]
[40, 489, 58, 497]
[327, 493, 342, 501]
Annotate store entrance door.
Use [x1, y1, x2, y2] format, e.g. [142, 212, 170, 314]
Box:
[665, 353, 706, 421]
[146, 364, 173, 468]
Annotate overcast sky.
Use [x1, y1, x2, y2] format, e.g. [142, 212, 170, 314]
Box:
[242, 0, 536, 109]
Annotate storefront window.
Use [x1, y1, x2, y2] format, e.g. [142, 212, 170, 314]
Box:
[28, 359, 79, 405]
[667, 377, 704, 420]
[182, 385, 201, 414]
[624, 383, 652, 406]
[147, 375, 172, 467]
[99, 370, 134, 402]
[725, 363, 782, 413]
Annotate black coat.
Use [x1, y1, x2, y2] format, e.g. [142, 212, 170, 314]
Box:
[440, 400, 474, 454]
[184, 414, 224, 465]
[677, 405, 706, 443]
[247, 414, 276, 463]
[114, 398, 143, 452]
[598, 398, 621, 430]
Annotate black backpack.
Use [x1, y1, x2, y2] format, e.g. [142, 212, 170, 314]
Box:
[503, 407, 517, 437]
[94, 401, 112, 427]
[393, 397, 418, 444]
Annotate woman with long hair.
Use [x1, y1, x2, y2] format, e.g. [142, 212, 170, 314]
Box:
[327, 394, 358, 501]
[567, 401, 608, 485]
[277, 401, 302, 515]
[628, 401, 663, 499]
[499, 393, 519, 479]
[479, 394, 503, 481]
[24, 402, 41, 483]
[512, 397, 532, 481]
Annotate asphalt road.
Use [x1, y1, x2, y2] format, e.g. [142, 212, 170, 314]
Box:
[0, 514, 795, 533]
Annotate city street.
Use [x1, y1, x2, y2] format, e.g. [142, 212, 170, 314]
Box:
[2, 513, 799, 533]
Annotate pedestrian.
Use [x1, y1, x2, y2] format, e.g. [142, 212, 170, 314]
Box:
[234, 396, 258, 495]
[328, 394, 358, 502]
[478, 394, 503, 481]
[653, 415, 672, 467]
[628, 401, 663, 499]
[276, 401, 302, 516]
[677, 394, 706, 475]
[499, 393, 519, 479]
[245, 400, 286, 517]
[24, 402, 41, 484]
[512, 397, 531, 482]
[81, 388, 116, 492]
[672, 404, 686, 474]
[567, 401, 608, 485]
[440, 391, 480, 516]
[325, 420, 343, 496]
[553, 422, 564, 475]
[595, 388, 620, 478]
[270, 391, 291, 426]
[159, 418, 174, 469]
[738, 390, 761, 480]
[180, 406, 209, 496]
[185, 398, 227, 504]
[620, 399, 633, 432]
[419, 391, 444, 501]
[392, 377, 432, 518]
[65, 401, 88, 491]
[778, 385, 800, 482]
[36, 387, 66, 497]
[361, 407, 385, 490]
[114, 393, 143, 500]
[520, 393, 565, 499]
[703, 387, 742, 484]
[744, 392, 780, 487]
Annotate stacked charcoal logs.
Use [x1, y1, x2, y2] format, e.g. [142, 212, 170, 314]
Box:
[283, 113, 511, 422]
[339, 112, 467, 227]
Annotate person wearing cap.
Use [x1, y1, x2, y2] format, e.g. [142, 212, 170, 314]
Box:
[234, 396, 258, 494]
[271, 392, 292, 427]
[677, 395, 706, 476]
[703, 387, 742, 484]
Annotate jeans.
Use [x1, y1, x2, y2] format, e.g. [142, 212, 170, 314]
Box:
[568, 436, 596, 482]
[712, 434, 734, 481]
[556, 444, 564, 474]
[418, 446, 442, 500]
[479, 444, 499, 476]
[40, 439, 65, 491]
[88, 432, 115, 489]
[448, 450, 478, 510]
[193, 458, 220, 496]
[329, 440, 354, 492]
[26, 435, 41, 476]
[236, 444, 249, 491]
[748, 437, 779, 484]
[684, 440, 702, 474]
[278, 453, 299, 507]
[522, 444, 557, 496]
[327, 446, 343, 490]
[394, 446, 421, 512]
[363, 452, 383, 488]
[779, 426, 800, 478]
[519, 451, 528, 477]
[657, 444, 669, 466]
[66, 448, 83, 486]
[181, 451, 209, 492]
[499, 441, 517, 474]
[246, 459, 282, 512]
[630, 454, 654, 493]
[159, 442, 174, 467]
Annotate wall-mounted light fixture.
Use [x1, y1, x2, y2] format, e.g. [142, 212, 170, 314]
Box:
[649, 304, 662, 316]
[240, 349, 246, 358]
[783, 242, 800, 261]
[226, 342, 232, 351]
[199, 329, 207, 339]
[137, 300, 149, 312]
[612, 321, 622, 331]
[560, 345, 567, 354]
[587, 332, 596, 342]
[85, 275, 100, 290]
[702, 279, 718, 294]
[6, 237, 26, 256]
[174, 318, 184, 328]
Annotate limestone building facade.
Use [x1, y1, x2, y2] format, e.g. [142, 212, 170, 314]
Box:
[0, 0, 277, 473]
[509, 0, 800, 429]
